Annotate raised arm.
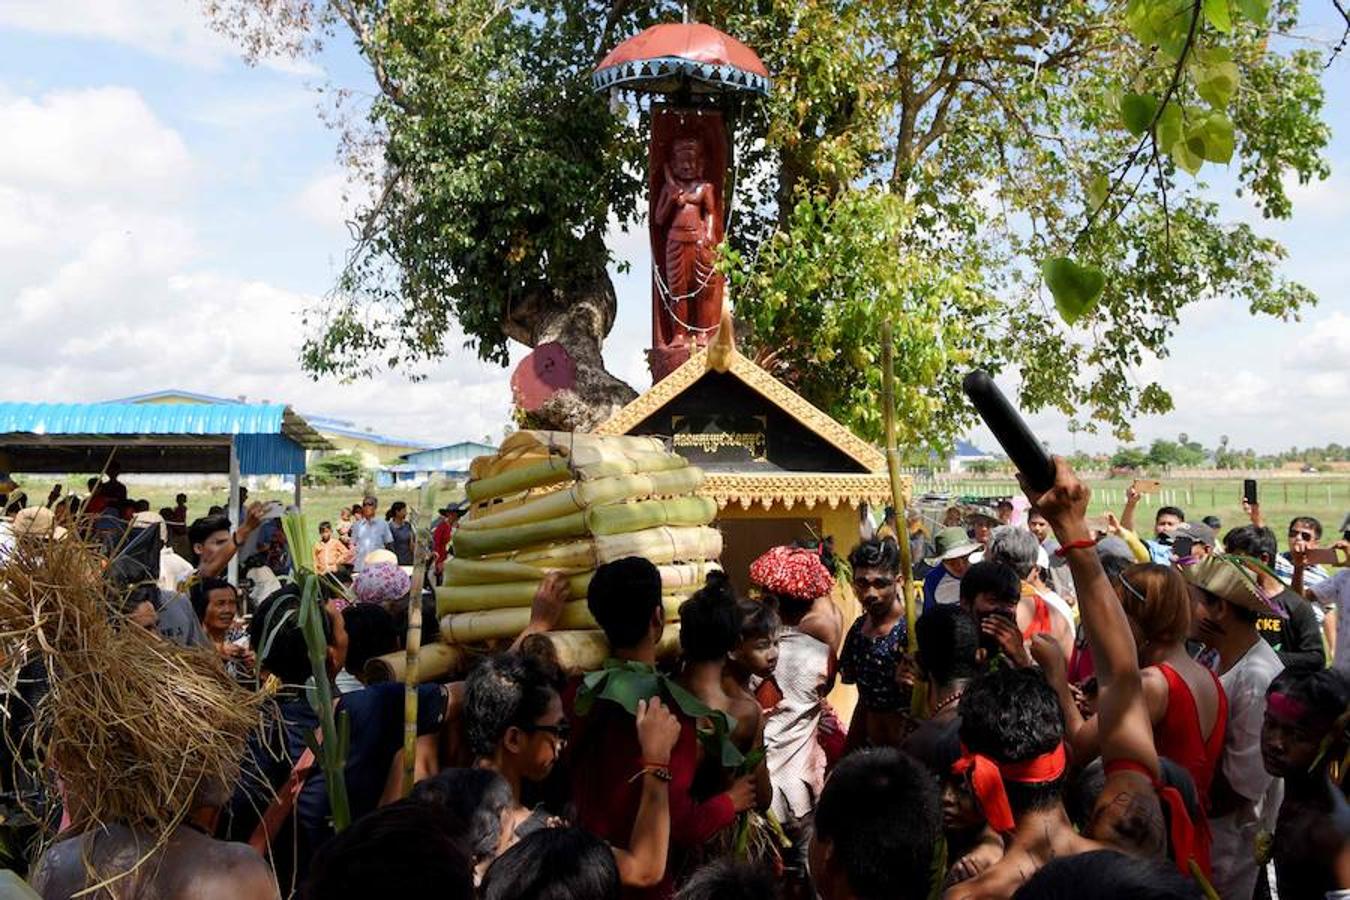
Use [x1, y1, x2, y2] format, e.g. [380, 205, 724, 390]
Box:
[197, 502, 266, 579]
[1022, 459, 1158, 779]
[1120, 483, 1140, 534]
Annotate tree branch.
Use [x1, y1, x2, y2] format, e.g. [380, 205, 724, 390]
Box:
[331, 0, 408, 108]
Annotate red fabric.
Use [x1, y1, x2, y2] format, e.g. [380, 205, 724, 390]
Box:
[951, 742, 1067, 834]
[1020, 593, 1053, 642]
[1154, 663, 1227, 805]
[817, 700, 848, 768]
[596, 23, 769, 76]
[1266, 691, 1308, 721]
[432, 520, 454, 568]
[1103, 758, 1203, 879]
[748, 546, 834, 602]
[562, 679, 737, 900]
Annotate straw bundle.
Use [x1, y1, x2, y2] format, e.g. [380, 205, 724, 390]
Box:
[0, 534, 262, 844]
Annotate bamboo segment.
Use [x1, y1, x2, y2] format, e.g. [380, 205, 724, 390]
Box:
[585, 496, 718, 536]
[435, 563, 718, 615]
[506, 526, 723, 568]
[436, 572, 594, 617]
[452, 510, 588, 558]
[466, 456, 572, 503]
[364, 642, 466, 684]
[441, 595, 684, 644]
[520, 625, 682, 673]
[443, 558, 578, 585]
[459, 467, 706, 533]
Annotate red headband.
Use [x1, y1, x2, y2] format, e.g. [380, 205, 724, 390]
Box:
[951, 743, 1067, 833]
[1266, 691, 1310, 722]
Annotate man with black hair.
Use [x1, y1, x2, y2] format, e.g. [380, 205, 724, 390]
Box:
[560, 556, 751, 898]
[959, 561, 1034, 669]
[841, 537, 910, 749]
[1260, 667, 1350, 900]
[1122, 489, 1185, 564]
[303, 799, 474, 900]
[676, 859, 778, 900]
[338, 603, 397, 692]
[1011, 849, 1203, 899]
[1183, 555, 1285, 900]
[808, 748, 942, 900]
[903, 605, 980, 770]
[222, 588, 454, 885]
[1222, 524, 1324, 674]
[189, 505, 266, 580]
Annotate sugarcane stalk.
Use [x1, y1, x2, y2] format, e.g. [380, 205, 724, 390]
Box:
[522, 625, 682, 673]
[443, 558, 578, 585]
[298, 574, 350, 831]
[403, 557, 425, 796]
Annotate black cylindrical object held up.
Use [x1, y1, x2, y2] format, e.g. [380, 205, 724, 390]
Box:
[961, 370, 1056, 493]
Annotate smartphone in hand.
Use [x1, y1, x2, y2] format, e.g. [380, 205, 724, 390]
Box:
[1132, 479, 1162, 494]
[1302, 547, 1348, 567]
[1242, 479, 1258, 507]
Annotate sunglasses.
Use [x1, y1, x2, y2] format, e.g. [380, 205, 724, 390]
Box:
[521, 720, 571, 741]
[1288, 530, 1316, 542]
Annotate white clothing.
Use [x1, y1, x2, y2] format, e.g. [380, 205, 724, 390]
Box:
[131, 511, 168, 544]
[762, 628, 830, 824]
[1037, 586, 1076, 626]
[158, 548, 195, 593]
[1210, 638, 1284, 900]
[932, 571, 962, 607]
[335, 670, 365, 694]
[1310, 569, 1350, 675]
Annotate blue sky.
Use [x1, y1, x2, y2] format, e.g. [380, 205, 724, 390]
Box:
[0, 1, 1345, 454]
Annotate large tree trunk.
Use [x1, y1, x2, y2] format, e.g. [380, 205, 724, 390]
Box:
[502, 231, 638, 432]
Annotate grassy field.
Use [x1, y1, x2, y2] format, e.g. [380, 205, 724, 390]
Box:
[916, 475, 1350, 551]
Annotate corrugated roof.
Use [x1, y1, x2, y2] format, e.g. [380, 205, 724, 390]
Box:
[0, 402, 284, 436]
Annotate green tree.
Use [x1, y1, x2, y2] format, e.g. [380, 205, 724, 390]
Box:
[307, 452, 366, 487]
[1112, 445, 1150, 469]
[204, 0, 1334, 444]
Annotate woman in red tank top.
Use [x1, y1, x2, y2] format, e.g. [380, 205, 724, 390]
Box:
[1032, 563, 1226, 877]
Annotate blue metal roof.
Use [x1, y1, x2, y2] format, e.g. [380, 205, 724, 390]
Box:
[0, 402, 286, 436]
[0, 402, 331, 475]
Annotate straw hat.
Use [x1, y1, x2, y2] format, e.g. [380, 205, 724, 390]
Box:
[11, 506, 67, 540]
[925, 527, 981, 566]
[1181, 555, 1283, 618]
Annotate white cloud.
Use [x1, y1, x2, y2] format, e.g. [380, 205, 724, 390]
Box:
[0, 87, 192, 198]
[0, 0, 321, 75]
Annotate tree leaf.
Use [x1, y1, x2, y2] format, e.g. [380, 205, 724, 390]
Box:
[1120, 93, 1158, 135]
[1155, 101, 1184, 152]
[1193, 112, 1236, 163]
[1196, 62, 1240, 108]
[1086, 173, 1111, 211]
[1171, 135, 1204, 174]
[1042, 256, 1106, 325]
[1235, 0, 1270, 23]
[1203, 0, 1233, 33]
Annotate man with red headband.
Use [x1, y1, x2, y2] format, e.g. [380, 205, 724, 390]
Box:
[946, 458, 1186, 899]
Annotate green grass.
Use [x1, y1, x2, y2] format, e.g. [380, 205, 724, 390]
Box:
[916, 475, 1350, 552]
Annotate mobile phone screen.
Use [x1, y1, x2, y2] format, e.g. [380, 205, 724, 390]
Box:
[1243, 479, 1258, 506]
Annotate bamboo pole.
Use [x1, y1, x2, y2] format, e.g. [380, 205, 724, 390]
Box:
[403, 557, 426, 796]
[881, 324, 917, 655]
[366, 642, 465, 684]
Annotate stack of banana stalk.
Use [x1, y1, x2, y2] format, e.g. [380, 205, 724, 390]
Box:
[434, 430, 721, 671]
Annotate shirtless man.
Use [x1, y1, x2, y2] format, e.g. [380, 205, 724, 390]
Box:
[33, 798, 277, 899]
[945, 458, 1171, 899]
[1261, 667, 1350, 899]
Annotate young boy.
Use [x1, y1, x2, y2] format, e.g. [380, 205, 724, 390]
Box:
[313, 519, 355, 577]
[1260, 667, 1350, 899]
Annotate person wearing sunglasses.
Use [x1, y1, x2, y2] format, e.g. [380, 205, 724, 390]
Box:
[1273, 516, 1330, 592]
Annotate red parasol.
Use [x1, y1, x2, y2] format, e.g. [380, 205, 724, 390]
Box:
[592, 23, 770, 97]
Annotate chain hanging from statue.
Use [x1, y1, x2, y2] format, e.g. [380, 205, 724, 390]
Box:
[649, 107, 728, 374]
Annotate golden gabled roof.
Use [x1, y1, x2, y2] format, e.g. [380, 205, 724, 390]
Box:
[701, 472, 901, 511]
[596, 328, 885, 473]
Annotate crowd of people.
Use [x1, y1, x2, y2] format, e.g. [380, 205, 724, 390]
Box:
[1, 461, 1348, 900]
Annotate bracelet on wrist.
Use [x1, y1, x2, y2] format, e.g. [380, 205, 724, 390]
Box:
[629, 765, 673, 784]
[1054, 538, 1098, 558]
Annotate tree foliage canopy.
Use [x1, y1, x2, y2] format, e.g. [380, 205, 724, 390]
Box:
[205, 0, 1338, 447]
